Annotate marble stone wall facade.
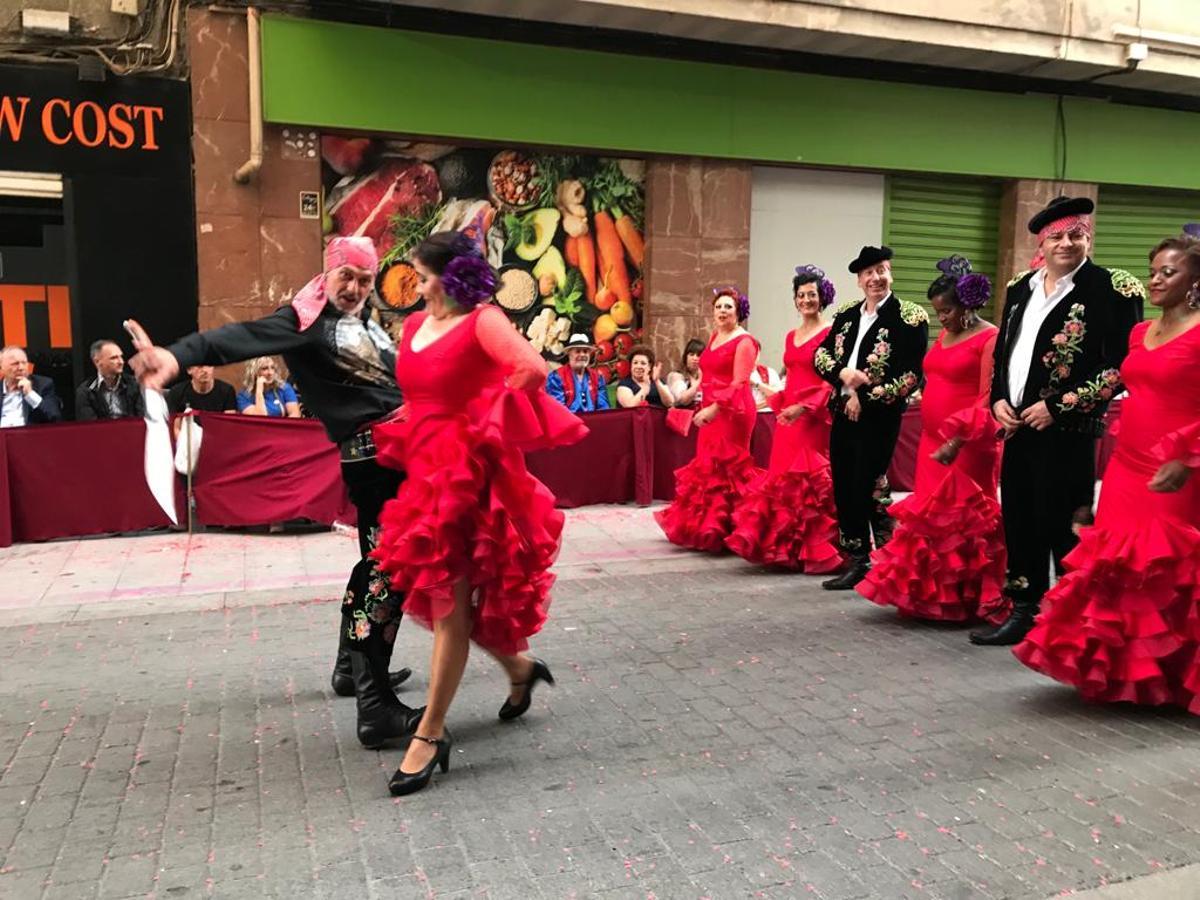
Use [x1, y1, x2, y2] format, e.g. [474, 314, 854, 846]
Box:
[642, 159, 753, 370]
[996, 179, 1099, 312]
[188, 7, 322, 383]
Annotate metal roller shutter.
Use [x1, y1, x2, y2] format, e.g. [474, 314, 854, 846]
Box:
[1094, 186, 1200, 320]
[883, 175, 1003, 329]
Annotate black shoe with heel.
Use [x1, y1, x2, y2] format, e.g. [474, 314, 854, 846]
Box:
[388, 732, 453, 797]
[498, 658, 554, 721]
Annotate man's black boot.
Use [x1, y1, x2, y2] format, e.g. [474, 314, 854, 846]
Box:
[352, 633, 424, 749]
[970, 589, 1037, 646]
[821, 552, 871, 591]
[332, 617, 412, 697]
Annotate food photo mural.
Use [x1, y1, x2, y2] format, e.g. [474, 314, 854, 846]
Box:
[321, 136, 647, 381]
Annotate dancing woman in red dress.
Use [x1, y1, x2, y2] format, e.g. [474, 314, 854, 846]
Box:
[858, 257, 1006, 621]
[1015, 235, 1200, 711]
[370, 232, 587, 795]
[727, 266, 841, 572]
[655, 288, 760, 552]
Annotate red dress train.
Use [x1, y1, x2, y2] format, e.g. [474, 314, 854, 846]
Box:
[655, 330, 759, 552]
[370, 305, 587, 656]
[1014, 321, 1200, 712]
[726, 327, 841, 572]
[858, 328, 1006, 621]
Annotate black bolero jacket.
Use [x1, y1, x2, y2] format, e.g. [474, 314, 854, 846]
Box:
[814, 293, 929, 414]
[990, 259, 1143, 435]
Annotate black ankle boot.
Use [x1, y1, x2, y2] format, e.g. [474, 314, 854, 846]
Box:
[970, 591, 1038, 646]
[822, 552, 870, 591]
[332, 618, 412, 697]
[352, 637, 424, 749]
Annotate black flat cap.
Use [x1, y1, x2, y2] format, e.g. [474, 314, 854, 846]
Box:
[849, 245, 894, 274]
[1029, 196, 1095, 234]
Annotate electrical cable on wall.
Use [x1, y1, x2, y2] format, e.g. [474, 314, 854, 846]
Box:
[0, 0, 184, 75]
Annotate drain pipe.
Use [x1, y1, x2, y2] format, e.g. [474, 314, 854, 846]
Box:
[233, 6, 262, 184]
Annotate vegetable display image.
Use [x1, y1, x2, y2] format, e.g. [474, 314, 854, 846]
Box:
[322, 137, 646, 363]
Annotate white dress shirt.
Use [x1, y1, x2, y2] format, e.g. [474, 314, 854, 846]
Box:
[1006, 261, 1086, 406]
[1, 381, 43, 428]
[841, 293, 891, 396]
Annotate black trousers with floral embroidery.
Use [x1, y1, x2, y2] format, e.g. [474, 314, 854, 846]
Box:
[829, 407, 903, 552]
[999, 426, 1095, 604]
[340, 457, 405, 646]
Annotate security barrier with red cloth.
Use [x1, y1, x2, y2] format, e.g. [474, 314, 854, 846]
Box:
[0, 403, 1121, 547]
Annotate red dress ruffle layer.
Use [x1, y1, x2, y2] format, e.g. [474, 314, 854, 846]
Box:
[726, 445, 841, 572]
[654, 440, 758, 553]
[371, 386, 586, 655]
[1013, 518, 1200, 713]
[858, 467, 1008, 623]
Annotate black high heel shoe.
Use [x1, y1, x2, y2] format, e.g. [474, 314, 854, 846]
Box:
[498, 658, 554, 721]
[387, 732, 452, 797]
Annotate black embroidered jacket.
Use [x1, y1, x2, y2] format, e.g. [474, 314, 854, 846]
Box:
[990, 260, 1143, 435]
[814, 294, 929, 414]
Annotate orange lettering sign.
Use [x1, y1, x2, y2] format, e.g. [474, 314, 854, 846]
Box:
[0, 95, 165, 151]
[0, 284, 73, 349]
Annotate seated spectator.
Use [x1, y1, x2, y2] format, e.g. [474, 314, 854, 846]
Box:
[237, 356, 301, 417]
[750, 362, 784, 412]
[76, 339, 144, 421]
[1, 345, 62, 427]
[546, 334, 610, 413]
[616, 345, 674, 408]
[167, 365, 238, 415]
[666, 338, 704, 409]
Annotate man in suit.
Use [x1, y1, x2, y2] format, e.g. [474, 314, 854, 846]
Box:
[75, 339, 144, 421]
[0, 346, 62, 427]
[815, 245, 929, 589]
[970, 196, 1143, 645]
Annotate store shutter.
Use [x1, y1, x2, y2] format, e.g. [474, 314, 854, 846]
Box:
[883, 175, 1003, 328]
[1094, 186, 1200, 319]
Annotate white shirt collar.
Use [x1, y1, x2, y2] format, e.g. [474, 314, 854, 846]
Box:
[1030, 259, 1087, 293]
[860, 293, 893, 316]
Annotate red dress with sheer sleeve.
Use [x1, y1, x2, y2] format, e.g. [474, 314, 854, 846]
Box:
[369, 305, 587, 655]
[1015, 321, 1200, 712]
[655, 330, 760, 552]
[858, 327, 1007, 622]
[726, 327, 841, 572]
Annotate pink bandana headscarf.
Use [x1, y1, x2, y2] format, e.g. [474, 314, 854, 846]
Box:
[290, 237, 379, 331]
[1029, 215, 1092, 270]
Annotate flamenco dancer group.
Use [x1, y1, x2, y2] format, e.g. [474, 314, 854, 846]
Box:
[658, 196, 1200, 715]
[119, 192, 1200, 800]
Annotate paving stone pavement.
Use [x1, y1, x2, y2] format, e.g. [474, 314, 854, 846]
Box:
[4, 515, 1200, 898]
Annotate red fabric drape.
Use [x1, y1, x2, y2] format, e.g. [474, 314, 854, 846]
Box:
[191, 413, 353, 527]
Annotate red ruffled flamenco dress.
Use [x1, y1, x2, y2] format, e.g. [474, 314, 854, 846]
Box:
[370, 305, 587, 656]
[1014, 321, 1200, 712]
[858, 328, 1007, 622]
[655, 330, 760, 553]
[726, 327, 841, 572]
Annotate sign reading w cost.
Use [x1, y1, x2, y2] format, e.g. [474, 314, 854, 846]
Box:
[0, 95, 164, 151]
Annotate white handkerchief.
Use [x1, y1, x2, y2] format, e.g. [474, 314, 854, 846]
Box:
[143, 389, 178, 526]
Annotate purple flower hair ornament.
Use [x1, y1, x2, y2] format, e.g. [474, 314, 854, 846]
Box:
[1184, 223, 1200, 238]
[713, 286, 751, 322]
[955, 273, 992, 310]
[442, 254, 497, 309]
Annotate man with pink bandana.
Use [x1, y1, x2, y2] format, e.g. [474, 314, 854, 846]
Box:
[126, 237, 423, 748]
[971, 196, 1143, 646]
